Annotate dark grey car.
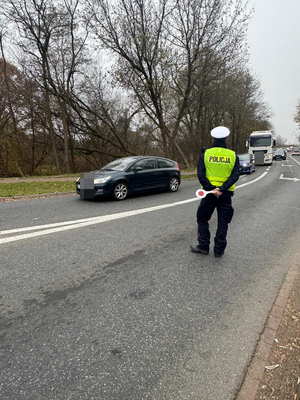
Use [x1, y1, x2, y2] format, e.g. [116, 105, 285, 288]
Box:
[238, 153, 255, 174]
[76, 156, 181, 200]
[274, 148, 287, 160]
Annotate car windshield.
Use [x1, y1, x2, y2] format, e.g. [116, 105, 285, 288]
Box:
[101, 157, 139, 171]
[238, 154, 250, 161]
[275, 149, 284, 154]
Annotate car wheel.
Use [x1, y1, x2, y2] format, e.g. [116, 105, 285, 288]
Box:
[113, 182, 129, 200]
[168, 177, 179, 192]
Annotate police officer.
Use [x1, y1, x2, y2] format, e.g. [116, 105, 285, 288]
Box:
[190, 126, 240, 257]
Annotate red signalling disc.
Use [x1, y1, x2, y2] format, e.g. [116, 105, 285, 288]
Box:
[196, 188, 215, 198]
[196, 189, 206, 198]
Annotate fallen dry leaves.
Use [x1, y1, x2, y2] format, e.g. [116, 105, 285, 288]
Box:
[255, 277, 300, 399]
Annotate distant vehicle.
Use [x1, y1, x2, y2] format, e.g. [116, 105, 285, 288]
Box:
[238, 153, 255, 174]
[248, 130, 276, 165]
[286, 147, 292, 153]
[76, 156, 181, 200]
[274, 148, 287, 160]
[292, 147, 300, 156]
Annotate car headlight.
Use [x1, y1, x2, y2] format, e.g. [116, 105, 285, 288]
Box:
[94, 176, 111, 184]
[243, 163, 248, 167]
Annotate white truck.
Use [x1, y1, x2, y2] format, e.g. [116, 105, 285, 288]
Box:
[248, 130, 276, 165]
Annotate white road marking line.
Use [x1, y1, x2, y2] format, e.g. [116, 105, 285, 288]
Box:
[0, 219, 94, 235]
[0, 198, 197, 244]
[0, 169, 270, 245]
[289, 156, 300, 166]
[235, 171, 269, 189]
[279, 174, 300, 182]
[282, 157, 294, 172]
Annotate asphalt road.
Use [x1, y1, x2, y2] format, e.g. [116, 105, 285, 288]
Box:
[1, 156, 300, 400]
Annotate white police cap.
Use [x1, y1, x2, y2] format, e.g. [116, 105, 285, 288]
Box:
[211, 126, 230, 139]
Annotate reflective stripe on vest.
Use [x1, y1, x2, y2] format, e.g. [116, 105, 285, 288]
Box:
[204, 147, 236, 191]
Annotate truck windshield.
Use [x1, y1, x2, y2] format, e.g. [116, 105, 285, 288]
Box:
[250, 137, 271, 147]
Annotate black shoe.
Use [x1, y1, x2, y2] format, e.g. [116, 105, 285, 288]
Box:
[214, 251, 224, 258]
[190, 245, 209, 255]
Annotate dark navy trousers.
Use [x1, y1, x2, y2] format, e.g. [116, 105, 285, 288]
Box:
[196, 193, 234, 254]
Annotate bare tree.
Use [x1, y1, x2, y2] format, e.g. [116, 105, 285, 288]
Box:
[294, 100, 300, 137]
[85, 0, 251, 166]
[220, 69, 271, 152]
[3, 0, 66, 173]
[45, 0, 91, 173]
[1, 0, 275, 175]
[275, 135, 287, 147]
[68, 70, 142, 159]
[0, 35, 27, 176]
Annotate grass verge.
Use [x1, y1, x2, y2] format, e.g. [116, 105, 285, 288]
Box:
[0, 181, 75, 197]
[0, 174, 197, 197]
[182, 174, 197, 179]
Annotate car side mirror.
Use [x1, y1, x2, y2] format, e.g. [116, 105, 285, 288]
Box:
[135, 166, 143, 173]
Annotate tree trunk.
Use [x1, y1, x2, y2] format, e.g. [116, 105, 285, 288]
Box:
[58, 97, 71, 173]
[43, 80, 61, 174]
[174, 141, 190, 168]
[0, 36, 25, 177]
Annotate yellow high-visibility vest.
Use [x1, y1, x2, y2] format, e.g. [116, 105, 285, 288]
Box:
[204, 147, 236, 191]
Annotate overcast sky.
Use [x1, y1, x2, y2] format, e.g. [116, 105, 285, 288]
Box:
[247, 0, 300, 144]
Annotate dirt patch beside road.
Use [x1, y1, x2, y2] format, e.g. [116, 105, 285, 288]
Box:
[254, 274, 300, 399]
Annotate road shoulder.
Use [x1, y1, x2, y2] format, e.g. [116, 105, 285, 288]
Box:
[236, 263, 300, 399]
